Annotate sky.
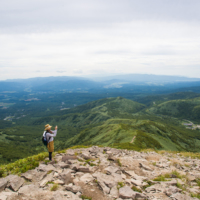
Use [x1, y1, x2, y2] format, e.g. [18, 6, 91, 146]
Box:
[1, 0, 200, 80]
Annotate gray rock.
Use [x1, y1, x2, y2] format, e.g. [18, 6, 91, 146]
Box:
[62, 155, 77, 162]
[80, 153, 91, 160]
[170, 192, 194, 200]
[56, 162, 70, 169]
[105, 166, 121, 175]
[165, 186, 182, 196]
[65, 184, 82, 193]
[110, 186, 119, 198]
[21, 169, 47, 182]
[131, 179, 143, 187]
[18, 184, 42, 196]
[79, 173, 94, 183]
[8, 175, 24, 191]
[135, 192, 147, 200]
[139, 163, 153, 171]
[0, 191, 15, 200]
[60, 169, 72, 184]
[36, 164, 56, 172]
[0, 178, 8, 192]
[40, 172, 54, 187]
[119, 186, 136, 199]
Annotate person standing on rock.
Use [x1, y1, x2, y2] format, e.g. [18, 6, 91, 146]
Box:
[43, 124, 58, 161]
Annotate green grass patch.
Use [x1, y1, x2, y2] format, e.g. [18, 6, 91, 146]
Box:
[81, 195, 92, 200]
[50, 183, 58, 191]
[131, 185, 142, 193]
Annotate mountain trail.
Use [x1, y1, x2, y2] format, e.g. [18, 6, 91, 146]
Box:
[0, 146, 200, 200]
[130, 136, 136, 143]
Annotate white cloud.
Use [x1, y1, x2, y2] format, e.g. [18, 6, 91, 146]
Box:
[0, 0, 200, 80]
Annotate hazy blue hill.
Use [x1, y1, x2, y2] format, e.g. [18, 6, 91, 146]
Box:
[0, 82, 25, 92]
[32, 80, 103, 92]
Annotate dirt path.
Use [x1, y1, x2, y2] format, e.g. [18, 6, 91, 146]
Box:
[130, 136, 136, 143]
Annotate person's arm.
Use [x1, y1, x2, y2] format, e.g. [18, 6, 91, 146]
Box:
[50, 130, 57, 137]
[50, 126, 58, 137]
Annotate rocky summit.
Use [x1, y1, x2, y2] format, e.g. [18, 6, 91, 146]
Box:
[0, 146, 200, 200]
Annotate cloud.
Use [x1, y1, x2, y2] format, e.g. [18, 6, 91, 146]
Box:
[0, 0, 200, 80]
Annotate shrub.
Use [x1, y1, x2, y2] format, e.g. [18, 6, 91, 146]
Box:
[117, 182, 125, 189]
[132, 185, 142, 193]
[50, 183, 58, 191]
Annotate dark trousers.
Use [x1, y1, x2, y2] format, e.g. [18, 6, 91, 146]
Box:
[49, 152, 52, 161]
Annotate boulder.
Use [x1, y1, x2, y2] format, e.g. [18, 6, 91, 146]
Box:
[39, 172, 54, 187]
[65, 183, 82, 193]
[80, 153, 91, 160]
[164, 186, 182, 196]
[170, 192, 194, 200]
[18, 184, 42, 196]
[60, 169, 73, 184]
[0, 178, 8, 192]
[21, 169, 47, 182]
[0, 191, 15, 200]
[56, 162, 70, 169]
[79, 173, 94, 183]
[104, 166, 121, 175]
[119, 186, 136, 199]
[8, 175, 25, 191]
[62, 155, 77, 162]
[36, 164, 56, 172]
[110, 186, 119, 198]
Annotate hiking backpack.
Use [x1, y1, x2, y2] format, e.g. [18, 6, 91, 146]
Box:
[42, 131, 51, 146]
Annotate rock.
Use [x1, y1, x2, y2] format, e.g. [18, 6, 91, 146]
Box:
[0, 178, 8, 192]
[56, 162, 70, 169]
[77, 166, 93, 173]
[104, 166, 121, 175]
[80, 153, 91, 160]
[131, 179, 143, 187]
[62, 155, 77, 162]
[54, 179, 65, 185]
[170, 192, 194, 200]
[0, 191, 15, 200]
[110, 186, 119, 198]
[139, 163, 153, 171]
[135, 192, 147, 200]
[60, 169, 73, 184]
[36, 164, 56, 172]
[124, 171, 147, 181]
[165, 186, 182, 196]
[21, 169, 47, 182]
[79, 173, 94, 183]
[18, 184, 42, 196]
[8, 175, 25, 191]
[119, 186, 136, 199]
[39, 172, 54, 187]
[65, 184, 82, 193]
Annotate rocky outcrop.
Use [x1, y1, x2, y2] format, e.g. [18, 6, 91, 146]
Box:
[0, 146, 200, 200]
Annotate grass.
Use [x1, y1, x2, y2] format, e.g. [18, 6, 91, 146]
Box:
[131, 185, 142, 193]
[0, 152, 48, 177]
[50, 183, 58, 191]
[117, 182, 125, 190]
[81, 195, 92, 200]
[153, 175, 168, 182]
[191, 193, 200, 199]
[116, 159, 122, 167]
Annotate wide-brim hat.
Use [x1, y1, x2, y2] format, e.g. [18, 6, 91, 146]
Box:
[45, 124, 52, 131]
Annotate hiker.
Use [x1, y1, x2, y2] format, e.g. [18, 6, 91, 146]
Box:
[43, 124, 58, 161]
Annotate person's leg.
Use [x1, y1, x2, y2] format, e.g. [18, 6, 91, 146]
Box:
[49, 152, 52, 160]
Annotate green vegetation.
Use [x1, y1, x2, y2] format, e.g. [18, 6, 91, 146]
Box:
[81, 195, 92, 200]
[117, 182, 125, 189]
[1, 90, 200, 165]
[50, 183, 59, 191]
[131, 185, 142, 193]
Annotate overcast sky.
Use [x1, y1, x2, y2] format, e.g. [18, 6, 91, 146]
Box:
[1, 0, 200, 80]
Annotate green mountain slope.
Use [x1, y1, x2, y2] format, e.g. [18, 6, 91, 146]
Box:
[148, 97, 200, 122]
[1, 96, 200, 165]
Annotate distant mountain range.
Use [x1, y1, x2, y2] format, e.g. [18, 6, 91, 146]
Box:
[1, 74, 200, 93]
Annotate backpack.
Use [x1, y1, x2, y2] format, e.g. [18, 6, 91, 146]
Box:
[42, 131, 51, 146]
